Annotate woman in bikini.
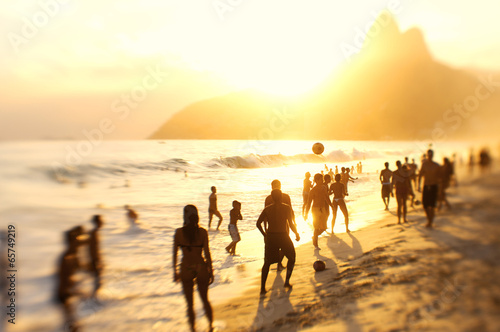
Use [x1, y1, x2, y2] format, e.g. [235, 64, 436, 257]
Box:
[173, 205, 214, 332]
[330, 174, 350, 233]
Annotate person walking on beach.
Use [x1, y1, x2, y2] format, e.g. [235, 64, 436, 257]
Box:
[225, 200, 242, 255]
[335, 165, 339, 175]
[208, 186, 223, 230]
[418, 149, 442, 228]
[330, 174, 350, 233]
[173, 205, 214, 332]
[57, 228, 82, 331]
[438, 157, 453, 210]
[302, 172, 313, 218]
[305, 173, 332, 249]
[257, 189, 300, 295]
[88, 215, 103, 298]
[380, 162, 393, 210]
[265, 179, 296, 271]
[392, 161, 412, 224]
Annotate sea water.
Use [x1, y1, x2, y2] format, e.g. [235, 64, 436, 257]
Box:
[0, 139, 481, 331]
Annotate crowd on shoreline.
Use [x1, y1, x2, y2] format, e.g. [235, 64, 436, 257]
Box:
[41, 146, 494, 332]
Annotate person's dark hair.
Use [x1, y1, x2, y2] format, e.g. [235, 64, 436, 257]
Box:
[232, 200, 241, 208]
[183, 205, 200, 244]
[396, 160, 402, 167]
[335, 174, 341, 182]
[324, 174, 331, 183]
[211, 186, 216, 192]
[313, 173, 323, 183]
[271, 179, 281, 190]
[271, 189, 282, 203]
[385, 162, 389, 167]
[92, 215, 103, 227]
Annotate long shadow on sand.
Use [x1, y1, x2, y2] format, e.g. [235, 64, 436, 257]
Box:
[251, 271, 295, 331]
[326, 233, 363, 261]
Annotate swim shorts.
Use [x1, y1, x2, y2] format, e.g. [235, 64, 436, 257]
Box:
[228, 224, 240, 242]
[422, 185, 438, 208]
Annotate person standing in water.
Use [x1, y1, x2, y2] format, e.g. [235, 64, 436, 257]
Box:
[257, 189, 300, 295]
[302, 172, 313, 218]
[225, 200, 242, 255]
[330, 174, 350, 233]
[173, 205, 214, 332]
[208, 186, 223, 230]
[418, 149, 442, 228]
[88, 215, 103, 298]
[380, 162, 393, 210]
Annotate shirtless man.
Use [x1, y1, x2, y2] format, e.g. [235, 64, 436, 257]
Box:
[418, 150, 441, 228]
[345, 168, 357, 196]
[257, 189, 300, 294]
[208, 186, 223, 230]
[379, 162, 393, 210]
[265, 179, 296, 271]
[305, 173, 332, 249]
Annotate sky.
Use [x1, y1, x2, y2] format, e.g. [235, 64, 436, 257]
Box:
[1, 0, 499, 140]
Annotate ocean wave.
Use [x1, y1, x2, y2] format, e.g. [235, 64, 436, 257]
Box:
[215, 149, 381, 169]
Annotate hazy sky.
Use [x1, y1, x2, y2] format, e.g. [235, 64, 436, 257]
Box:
[1, 0, 499, 140]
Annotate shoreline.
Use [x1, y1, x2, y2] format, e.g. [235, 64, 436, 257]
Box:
[213, 168, 500, 331]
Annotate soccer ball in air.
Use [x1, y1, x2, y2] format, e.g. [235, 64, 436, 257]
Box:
[312, 142, 324, 155]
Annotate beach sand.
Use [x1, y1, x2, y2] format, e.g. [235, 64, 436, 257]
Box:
[213, 170, 500, 331]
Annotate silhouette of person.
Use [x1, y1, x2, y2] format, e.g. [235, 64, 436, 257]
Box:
[256, 189, 300, 294]
[305, 173, 332, 249]
[88, 215, 103, 298]
[265, 179, 296, 271]
[438, 157, 453, 210]
[479, 148, 492, 173]
[302, 172, 313, 218]
[124, 205, 138, 225]
[392, 161, 411, 224]
[330, 174, 350, 233]
[345, 168, 357, 195]
[225, 201, 242, 255]
[173, 205, 214, 332]
[418, 149, 441, 228]
[208, 186, 223, 230]
[335, 165, 339, 175]
[380, 162, 393, 210]
[56, 228, 82, 331]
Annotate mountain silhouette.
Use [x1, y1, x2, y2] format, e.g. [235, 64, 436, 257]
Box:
[150, 12, 500, 141]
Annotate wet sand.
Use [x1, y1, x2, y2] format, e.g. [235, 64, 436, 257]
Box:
[214, 170, 500, 331]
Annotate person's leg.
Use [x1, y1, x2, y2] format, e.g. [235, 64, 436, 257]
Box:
[277, 250, 285, 271]
[196, 271, 213, 331]
[403, 196, 408, 222]
[331, 204, 338, 233]
[260, 261, 271, 294]
[282, 238, 296, 288]
[225, 242, 234, 253]
[181, 277, 195, 332]
[425, 207, 435, 227]
[216, 211, 223, 230]
[208, 212, 213, 229]
[396, 197, 402, 224]
[340, 202, 349, 232]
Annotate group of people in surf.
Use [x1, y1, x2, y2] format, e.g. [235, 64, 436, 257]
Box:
[380, 149, 456, 227]
[301, 165, 358, 250]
